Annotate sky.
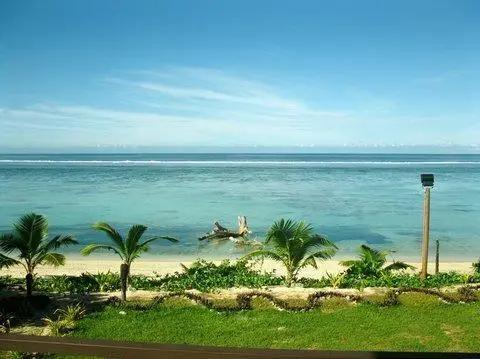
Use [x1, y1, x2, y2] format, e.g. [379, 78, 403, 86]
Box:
[1, 0, 480, 152]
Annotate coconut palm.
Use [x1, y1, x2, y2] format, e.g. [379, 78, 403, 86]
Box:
[242, 219, 337, 286]
[340, 244, 415, 278]
[0, 213, 77, 296]
[81, 222, 178, 301]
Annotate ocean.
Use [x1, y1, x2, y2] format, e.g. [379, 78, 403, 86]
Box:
[1, 153, 479, 261]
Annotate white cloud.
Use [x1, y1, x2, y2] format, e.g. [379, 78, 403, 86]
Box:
[1, 67, 479, 148]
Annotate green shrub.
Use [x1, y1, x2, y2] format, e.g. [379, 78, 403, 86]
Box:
[299, 271, 480, 290]
[54, 302, 86, 322]
[42, 316, 74, 336]
[35, 274, 100, 294]
[157, 259, 284, 292]
[92, 271, 121, 292]
[473, 259, 480, 274]
[129, 274, 163, 291]
[0, 275, 24, 290]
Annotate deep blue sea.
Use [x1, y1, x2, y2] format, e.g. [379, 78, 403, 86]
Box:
[1, 153, 479, 261]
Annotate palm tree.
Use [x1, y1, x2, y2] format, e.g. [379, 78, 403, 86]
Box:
[340, 244, 415, 278]
[81, 222, 178, 301]
[242, 219, 337, 286]
[0, 213, 77, 296]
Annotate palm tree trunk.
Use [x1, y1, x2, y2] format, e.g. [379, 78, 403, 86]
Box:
[286, 271, 293, 287]
[25, 273, 33, 297]
[120, 263, 130, 301]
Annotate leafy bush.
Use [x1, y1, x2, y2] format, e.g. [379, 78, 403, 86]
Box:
[92, 271, 121, 292]
[43, 302, 86, 336]
[300, 271, 480, 289]
[54, 302, 86, 322]
[5, 262, 480, 295]
[35, 274, 100, 294]
[0, 275, 24, 290]
[129, 274, 163, 291]
[340, 245, 414, 279]
[473, 259, 480, 274]
[156, 260, 284, 292]
[42, 316, 74, 336]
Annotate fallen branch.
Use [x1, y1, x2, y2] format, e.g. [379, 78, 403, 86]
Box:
[199, 216, 251, 241]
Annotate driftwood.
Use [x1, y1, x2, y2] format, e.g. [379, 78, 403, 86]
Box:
[199, 216, 251, 241]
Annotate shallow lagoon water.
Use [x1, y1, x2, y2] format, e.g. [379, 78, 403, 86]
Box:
[1, 153, 479, 261]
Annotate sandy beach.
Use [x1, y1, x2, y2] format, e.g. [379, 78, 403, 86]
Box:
[1, 256, 475, 278]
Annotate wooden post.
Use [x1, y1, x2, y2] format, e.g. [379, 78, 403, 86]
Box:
[420, 187, 431, 280]
[435, 239, 439, 275]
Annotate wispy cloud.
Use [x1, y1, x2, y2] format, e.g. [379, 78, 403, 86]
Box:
[2, 66, 478, 149]
[413, 70, 467, 84]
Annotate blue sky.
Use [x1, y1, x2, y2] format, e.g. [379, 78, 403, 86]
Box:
[1, 0, 479, 151]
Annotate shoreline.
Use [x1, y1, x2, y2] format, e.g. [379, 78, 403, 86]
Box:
[1, 257, 475, 278]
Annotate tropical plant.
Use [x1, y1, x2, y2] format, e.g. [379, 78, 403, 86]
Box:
[340, 244, 415, 279]
[54, 302, 86, 322]
[42, 316, 74, 336]
[81, 222, 178, 301]
[0, 213, 77, 296]
[242, 219, 337, 286]
[325, 271, 346, 288]
[473, 259, 480, 274]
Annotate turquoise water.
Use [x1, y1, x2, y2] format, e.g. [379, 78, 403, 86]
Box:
[1, 153, 480, 261]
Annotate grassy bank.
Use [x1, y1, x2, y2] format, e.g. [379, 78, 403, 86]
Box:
[70, 294, 480, 352]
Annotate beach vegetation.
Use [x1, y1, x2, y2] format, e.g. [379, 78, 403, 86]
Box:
[153, 259, 283, 292]
[35, 273, 100, 294]
[340, 244, 415, 279]
[242, 219, 337, 286]
[473, 259, 480, 273]
[81, 222, 178, 300]
[300, 271, 480, 289]
[42, 303, 86, 336]
[2, 269, 479, 296]
[54, 302, 86, 322]
[0, 213, 77, 297]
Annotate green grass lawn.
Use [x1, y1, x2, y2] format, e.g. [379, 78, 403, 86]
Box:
[70, 294, 480, 352]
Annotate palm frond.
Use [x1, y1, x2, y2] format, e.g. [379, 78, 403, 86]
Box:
[13, 213, 48, 252]
[299, 256, 317, 270]
[0, 253, 22, 269]
[291, 233, 336, 269]
[339, 259, 359, 267]
[138, 235, 179, 252]
[92, 222, 125, 254]
[310, 247, 337, 260]
[0, 233, 18, 252]
[242, 249, 285, 264]
[41, 234, 78, 253]
[126, 224, 148, 254]
[384, 261, 416, 272]
[308, 234, 338, 250]
[126, 247, 144, 263]
[360, 244, 387, 264]
[36, 252, 65, 267]
[266, 219, 296, 247]
[81, 244, 123, 259]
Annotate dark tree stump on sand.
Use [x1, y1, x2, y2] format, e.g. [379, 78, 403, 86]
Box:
[199, 216, 251, 241]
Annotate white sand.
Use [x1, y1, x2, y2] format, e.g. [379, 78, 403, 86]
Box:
[1, 257, 474, 278]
